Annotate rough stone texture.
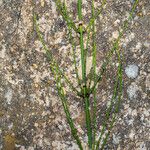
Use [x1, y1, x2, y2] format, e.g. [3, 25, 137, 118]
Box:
[0, 0, 150, 150]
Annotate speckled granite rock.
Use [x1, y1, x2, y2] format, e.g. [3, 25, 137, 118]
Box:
[0, 0, 150, 150]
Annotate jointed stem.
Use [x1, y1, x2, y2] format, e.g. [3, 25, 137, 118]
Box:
[89, 0, 139, 95]
[86, 0, 107, 32]
[95, 56, 123, 150]
[79, 25, 86, 84]
[78, 0, 93, 148]
[55, 0, 78, 32]
[96, 63, 123, 150]
[52, 64, 83, 150]
[33, 14, 80, 96]
[34, 0, 139, 149]
[68, 26, 81, 87]
[90, 0, 98, 149]
[78, 0, 82, 20]
[84, 96, 92, 149]
[101, 56, 123, 150]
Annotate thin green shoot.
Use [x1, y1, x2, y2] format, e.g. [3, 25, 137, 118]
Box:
[34, 0, 139, 149]
[33, 14, 80, 96]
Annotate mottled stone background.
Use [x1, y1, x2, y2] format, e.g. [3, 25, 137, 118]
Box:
[0, 0, 150, 150]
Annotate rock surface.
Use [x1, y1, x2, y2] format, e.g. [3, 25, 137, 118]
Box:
[0, 0, 150, 150]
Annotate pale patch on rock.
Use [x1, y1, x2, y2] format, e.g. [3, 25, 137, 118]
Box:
[0, 44, 6, 59]
[69, 103, 80, 119]
[112, 31, 119, 39]
[51, 96, 59, 107]
[113, 134, 120, 145]
[8, 123, 13, 130]
[136, 142, 147, 150]
[68, 142, 82, 150]
[0, 0, 3, 5]
[41, 0, 45, 7]
[145, 74, 150, 90]
[28, 146, 34, 150]
[136, 42, 142, 50]
[20, 146, 26, 150]
[34, 40, 45, 53]
[51, 0, 57, 18]
[125, 64, 139, 79]
[127, 83, 139, 100]
[45, 97, 50, 107]
[144, 41, 150, 48]
[113, 19, 120, 26]
[78, 56, 93, 79]
[82, 0, 86, 5]
[5, 88, 13, 104]
[52, 141, 68, 149]
[143, 108, 149, 117]
[132, 109, 137, 116]
[139, 143, 147, 150]
[129, 129, 135, 140]
[44, 138, 51, 146]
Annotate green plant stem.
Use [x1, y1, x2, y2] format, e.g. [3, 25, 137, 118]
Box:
[79, 18, 92, 150]
[78, 0, 82, 20]
[100, 64, 123, 150]
[55, 0, 78, 32]
[87, 0, 106, 90]
[52, 64, 83, 150]
[34, 0, 139, 149]
[34, 11, 83, 149]
[102, 70, 123, 149]
[89, 0, 139, 95]
[95, 63, 122, 150]
[86, 0, 107, 32]
[78, 0, 92, 148]
[91, 27, 97, 150]
[91, 0, 97, 149]
[33, 14, 81, 97]
[63, 0, 81, 87]
[96, 26, 123, 149]
[68, 27, 81, 87]
[84, 96, 92, 149]
[79, 25, 86, 84]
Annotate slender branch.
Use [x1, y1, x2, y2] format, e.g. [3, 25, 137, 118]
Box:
[78, 0, 92, 148]
[95, 62, 123, 150]
[62, 0, 81, 87]
[100, 64, 123, 150]
[78, 0, 82, 20]
[55, 0, 78, 33]
[90, 0, 98, 149]
[79, 25, 86, 84]
[89, 0, 139, 96]
[84, 96, 93, 149]
[87, 0, 106, 90]
[33, 13, 81, 96]
[68, 25, 81, 87]
[52, 64, 83, 150]
[33, 0, 139, 149]
[86, 0, 107, 32]
[100, 36, 123, 150]
[96, 21, 123, 149]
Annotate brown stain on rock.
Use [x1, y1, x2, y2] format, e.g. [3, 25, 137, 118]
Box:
[4, 134, 16, 150]
[75, 111, 86, 127]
